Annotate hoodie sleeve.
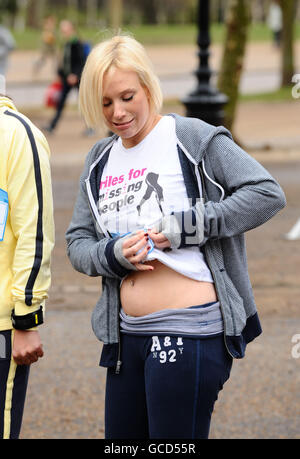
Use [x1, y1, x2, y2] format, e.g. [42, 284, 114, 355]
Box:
[155, 133, 286, 248]
[65, 152, 134, 280]
[6, 115, 54, 318]
[200, 134, 286, 243]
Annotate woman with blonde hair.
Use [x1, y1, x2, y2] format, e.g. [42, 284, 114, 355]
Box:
[66, 34, 285, 439]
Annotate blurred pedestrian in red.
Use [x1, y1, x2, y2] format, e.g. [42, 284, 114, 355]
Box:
[44, 20, 85, 133]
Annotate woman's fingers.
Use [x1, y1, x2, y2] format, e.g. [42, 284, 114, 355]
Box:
[122, 230, 145, 250]
[120, 229, 170, 270]
[122, 231, 152, 266]
[123, 231, 147, 256]
[135, 262, 154, 271]
[148, 230, 171, 249]
[127, 243, 151, 265]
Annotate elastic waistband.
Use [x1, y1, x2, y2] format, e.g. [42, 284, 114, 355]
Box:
[120, 301, 223, 337]
[188, 301, 219, 309]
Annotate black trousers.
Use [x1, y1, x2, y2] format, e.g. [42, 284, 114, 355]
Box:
[49, 78, 79, 131]
[0, 330, 30, 439]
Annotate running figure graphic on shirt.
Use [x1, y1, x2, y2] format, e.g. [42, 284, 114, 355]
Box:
[136, 172, 165, 217]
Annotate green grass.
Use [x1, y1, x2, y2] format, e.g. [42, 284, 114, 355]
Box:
[239, 86, 298, 103]
[13, 28, 42, 50]
[162, 87, 298, 106]
[13, 22, 300, 50]
[122, 24, 198, 45]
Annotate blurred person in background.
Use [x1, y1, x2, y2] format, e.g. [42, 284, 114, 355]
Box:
[44, 19, 86, 134]
[0, 94, 54, 439]
[33, 15, 57, 76]
[0, 21, 15, 76]
[267, 0, 283, 48]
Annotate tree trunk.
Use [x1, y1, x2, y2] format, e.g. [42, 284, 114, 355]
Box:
[68, 0, 79, 25]
[280, 0, 296, 87]
[0, 0, 18, 27]
[109, 0, 123, 30]
[26, 0, 46, 28]
[140, 0, 158, 24]
[14, 0, 28, 32]
[217, 0, 251, 132]
[86, 0, 98, 27]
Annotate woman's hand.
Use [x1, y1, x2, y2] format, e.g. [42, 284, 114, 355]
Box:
[122, 230, 154, 271]
[148, 229, 171, 250]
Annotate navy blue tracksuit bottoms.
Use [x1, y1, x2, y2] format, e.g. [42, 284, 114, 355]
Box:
[105, 333, 232, 439]
[0, 330, 30, 439]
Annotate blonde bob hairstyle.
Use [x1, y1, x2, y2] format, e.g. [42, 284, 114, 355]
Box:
[79, 34, 163, 129]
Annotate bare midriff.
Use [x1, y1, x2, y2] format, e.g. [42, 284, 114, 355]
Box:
[120, 259, 218, 317]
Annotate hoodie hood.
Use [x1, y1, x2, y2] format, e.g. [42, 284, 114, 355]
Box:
[169, 113, 233, 164]
[0, 96, 17, 112]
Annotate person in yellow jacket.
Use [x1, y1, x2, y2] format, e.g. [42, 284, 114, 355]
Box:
[0, 95, 54, 439]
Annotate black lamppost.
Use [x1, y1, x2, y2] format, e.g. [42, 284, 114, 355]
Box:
[181, 0, 227, 126]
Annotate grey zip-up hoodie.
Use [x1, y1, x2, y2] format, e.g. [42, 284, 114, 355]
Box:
[66, 114, 286, 367]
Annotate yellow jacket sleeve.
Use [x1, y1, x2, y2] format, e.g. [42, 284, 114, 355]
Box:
[6, 115, 55, 317]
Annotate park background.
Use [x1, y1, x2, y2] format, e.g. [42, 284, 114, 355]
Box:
[1, 0, 300, 439]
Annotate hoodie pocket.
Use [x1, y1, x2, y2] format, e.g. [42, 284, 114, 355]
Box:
[91, 277, 120, 344]
[91, 277, 109, 343]
[221, 271, 246, 335]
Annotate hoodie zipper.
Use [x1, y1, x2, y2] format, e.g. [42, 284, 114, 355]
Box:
[115, 355, 122, 374]
[115, 293, 122, 374]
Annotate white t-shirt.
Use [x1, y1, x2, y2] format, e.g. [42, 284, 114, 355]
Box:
[98, 116, 213, 282]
